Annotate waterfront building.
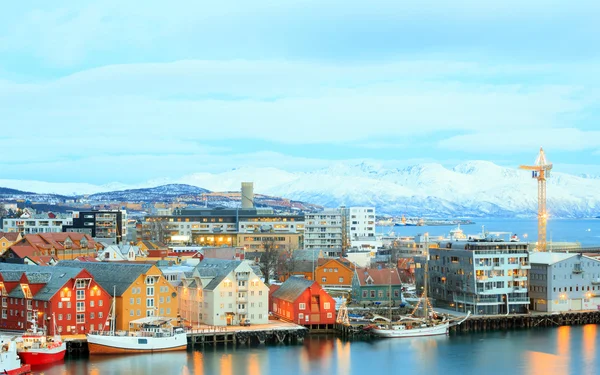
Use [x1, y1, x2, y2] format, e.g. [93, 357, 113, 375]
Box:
[315, 258, 356, 288]
[57, 261, 178, 331]
[529, 252, 600, 312]
[2, 233, 100, 263]
[193, 259, 269, 326]
[270, 277, 337, 328]
[2, 213, 72, 235]
[97, 244, 145, 262]
[304, 209, 343, 250]
[415, 238, 531, 315]
[141, 207, 303, 251]
[351, 268, 405, 305]
[0, 263, 111, 335]
[0, 232, 22, 255]
[62, 210, 127, 245]
[178, 274, 203, 327]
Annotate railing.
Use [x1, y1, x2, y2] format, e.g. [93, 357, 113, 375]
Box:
[509, 297, 530, 303]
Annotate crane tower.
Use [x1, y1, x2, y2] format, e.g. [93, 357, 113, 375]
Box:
[519, 148, 552, 251]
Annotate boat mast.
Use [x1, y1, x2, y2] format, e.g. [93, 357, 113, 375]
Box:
[111, 285, 116, 334]
[423, 233, 429, 321]
[388, 255, 392, 328]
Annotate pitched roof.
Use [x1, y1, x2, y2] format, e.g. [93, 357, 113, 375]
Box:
[13, 233, 98, 254]
[7, 245, 37, 259]
[57, 261, 154, 296]
[0, 263, 85, 301]
[271, 277, 315, 302]
[292, 249, 323, 261]
[194, 259, 242, 291]
[24, 256, 57, 266]
[354, 268, 403, 286]
[0, 232, 20, 242]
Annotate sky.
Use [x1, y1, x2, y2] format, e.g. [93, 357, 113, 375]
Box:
[1, 1, 600, 184]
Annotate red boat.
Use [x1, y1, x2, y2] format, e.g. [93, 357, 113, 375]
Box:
[16, 313, 66, 366]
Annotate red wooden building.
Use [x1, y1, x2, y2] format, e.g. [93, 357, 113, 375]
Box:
[270, 277, 336, 330]
[0, 263, 111, 335]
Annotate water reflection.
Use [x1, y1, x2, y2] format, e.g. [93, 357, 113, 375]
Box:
[34, 328, 600, 375]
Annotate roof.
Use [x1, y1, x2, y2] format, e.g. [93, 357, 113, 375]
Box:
[292, 249, 323, 261]
[529, 252, 578, 265]
[271, 277, 315, 303]
[354, 268, 403, 286]
[0, 232, 20, 242]
[7, 245, 37, 259]
[319, 257, 356, 271]
[12, 233, 98, 254]
[291, 260, 316, 274]
[0, 263, 86, 301]
[24, 256, 57, 266]
[194, 259, 242, 291]
[56, 261, 154, 296]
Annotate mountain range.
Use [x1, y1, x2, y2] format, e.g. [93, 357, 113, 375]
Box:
[1, 161, 600, 218]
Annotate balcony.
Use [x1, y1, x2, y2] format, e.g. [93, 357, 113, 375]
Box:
[236, 272, 249, 281]
[514, 287, 528, 293]
[236, 296, 247, 303]
[520, 263, 532, 270]
[509, 297, 530, 303]
[237, 308, 247, 314]
[513, 276, 527, 282]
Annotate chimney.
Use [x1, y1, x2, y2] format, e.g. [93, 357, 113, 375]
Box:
[241, 182, 254, 209]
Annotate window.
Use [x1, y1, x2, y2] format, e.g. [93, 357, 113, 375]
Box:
[90, 312, 95, 320]
[321, 277, 327, 283]
[99, 300, 103, 307]
[130, 310, 134, 316]
[362, 291, 367, 298]
[58, 314, 63, 320]
[146, 298, 154, 308]
[324, 302, 331, 310]
[130, 298, 134, 304]
[67, 314, 72, 320]
[146, 277, 155, 285]
[136, 298, 141, 305]
[1, 310, 6, 319]
[299, 313, 304, 320]
[339, 277, 344, 283]
[67, 302, 71, 308]
[370, 291, 375, 298]
[147, 287, 154, 296]
[75, 279, 87, 289]
[299, 303, 306, 310]
[76, 301, 85, 312]
[99, 312, 103, 319]
[327, 313, 333, 319]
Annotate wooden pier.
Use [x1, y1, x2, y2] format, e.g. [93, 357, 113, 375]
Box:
[334, 310, 600, 337]
[186, 325, 308, 348]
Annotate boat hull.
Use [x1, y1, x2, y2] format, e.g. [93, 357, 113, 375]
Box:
[87, 333, 188, 355]
[3, 364, 31, 375]
[17, 343, 66, 365]
[371, 322, 449, 338]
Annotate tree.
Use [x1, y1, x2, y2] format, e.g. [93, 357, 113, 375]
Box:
[0, 203, 6, 219]
[259, 237, 280, 285]
[277, 248, 298, 282]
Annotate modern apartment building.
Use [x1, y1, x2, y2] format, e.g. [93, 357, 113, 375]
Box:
[2, 213, 72, 235]
[304, 209, 343, 249]
[415, 238, 531, 315]
[62, 210, 127, 245]
[347, 207, 376, 239]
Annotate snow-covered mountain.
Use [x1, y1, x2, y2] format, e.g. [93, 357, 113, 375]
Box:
[2, 161, 600, 218]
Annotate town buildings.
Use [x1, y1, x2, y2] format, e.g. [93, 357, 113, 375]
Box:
[304, 209, 343, 250]
[0, 263, 112, 335]
[63, 210, 127, 245]
[529, 252, 600, 312]
[97, 244, 145, 262]
[2, 212, 72, 235]
[141, 207, 303, 251]
[351, 268, 405, 305]
[0, 232, 22, 255]
[416, 238, 531, 315]
[57, 261, 178, 331]
[192, 259, 269, 326]
[315, 258, 356, 288]
[270, 277, 337, 329]
[2, 233, 100, 263]
[347, 207, 379, 251]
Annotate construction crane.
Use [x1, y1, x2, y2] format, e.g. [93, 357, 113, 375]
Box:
[519, 147, 553, 251]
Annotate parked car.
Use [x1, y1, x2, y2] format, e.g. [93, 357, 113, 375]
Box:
[241, 319, 251, 326]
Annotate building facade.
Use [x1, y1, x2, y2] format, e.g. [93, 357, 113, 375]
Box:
[416, 239, 531, 315]
[141, 207, 303, 250]
[315, 258, 356, 288]
[351, 268, 404, 305]
[2, 213, 72, 235]
[270, 277, 336, 328]
[62, 210, 127, 245]
[347, 207, 376, 240]
[0, 232, 22, 255]
[57, 262, 178, 331]
[193, 259, 269, 326]
[529, 252, 600, 312]
[0, 263, 112, 335]
[304, 209, 343, 249]
[2, 233, 100, 263]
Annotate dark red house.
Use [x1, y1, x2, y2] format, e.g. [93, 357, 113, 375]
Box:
[0, 263, 111, 335]
[270, 277, 336, 330]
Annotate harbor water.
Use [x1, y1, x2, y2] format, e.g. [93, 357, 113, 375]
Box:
[377, 218, 600, 247]
[40, 325, 600, 375]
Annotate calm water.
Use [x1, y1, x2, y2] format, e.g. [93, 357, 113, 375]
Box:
[377, 218, 600, 247]
[37, 326, 600, 375]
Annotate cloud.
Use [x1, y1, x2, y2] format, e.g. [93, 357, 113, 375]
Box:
[438, 128, 600, 153]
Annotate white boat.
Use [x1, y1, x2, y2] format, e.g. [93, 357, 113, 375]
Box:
[370, 234, 470, 338]
[87, 287, 187, 355]
[0, 336, 31, 375]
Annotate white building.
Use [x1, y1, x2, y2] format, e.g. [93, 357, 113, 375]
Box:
[304, 209, 343, 249]
[348, 207, 376, 239]
[194, 259, 269, 326]
[98, 244, 145, 262]
[2, 212, 72, 234]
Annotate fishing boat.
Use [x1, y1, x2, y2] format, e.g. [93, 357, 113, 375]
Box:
[87, 287, 187, 354]
[369, 234, 470, 338]
[16, 313, 66, 365]
[0, 336, 31, 375]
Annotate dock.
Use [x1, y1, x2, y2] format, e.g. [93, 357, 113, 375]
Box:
[58, 321, 308, 355]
